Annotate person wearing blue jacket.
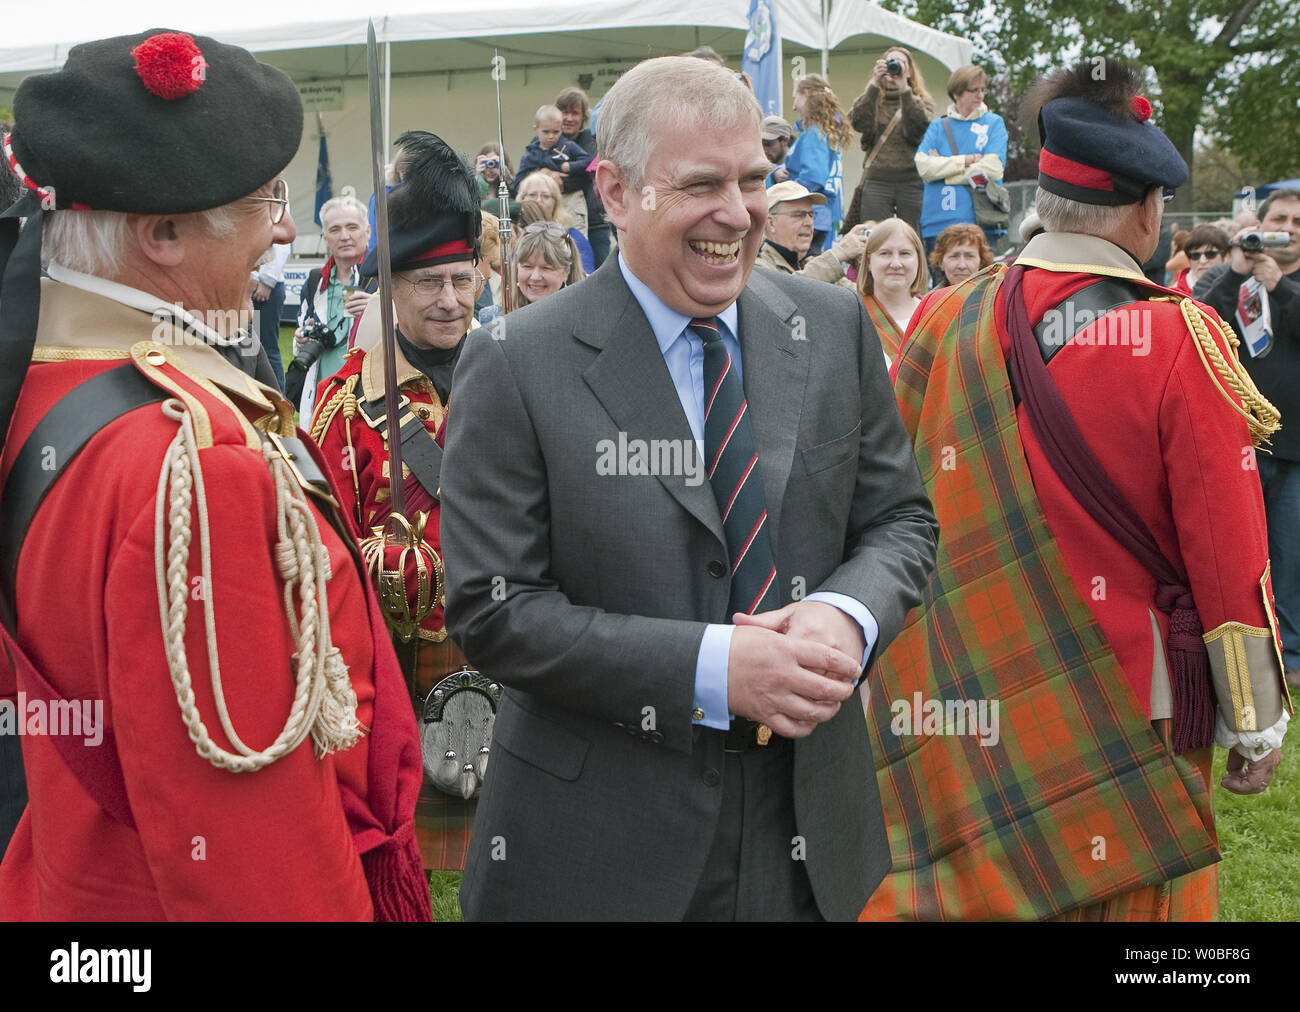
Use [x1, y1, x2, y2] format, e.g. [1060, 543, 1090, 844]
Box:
[914, 64, 1008, 251]
[780, 74, 851, 255]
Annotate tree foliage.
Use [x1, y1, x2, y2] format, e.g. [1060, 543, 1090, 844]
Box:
[877, 0, 1300, 208]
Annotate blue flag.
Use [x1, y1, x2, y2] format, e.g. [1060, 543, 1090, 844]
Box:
[313, 133, 332, 226]
[742, 0, 782, 118]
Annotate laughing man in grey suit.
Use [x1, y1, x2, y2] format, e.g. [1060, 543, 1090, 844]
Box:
[441, 56, 937, 921]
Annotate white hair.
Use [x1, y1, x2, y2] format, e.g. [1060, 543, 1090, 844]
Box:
[42, 204, 238, 277]
[1034, 187, 1133, 237]
[318, 186, 368, 225]
[597, 57, 761, 190]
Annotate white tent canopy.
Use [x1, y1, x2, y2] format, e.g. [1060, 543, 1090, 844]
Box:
[0, 1, 972, 254]
[0, 0, 970, 75]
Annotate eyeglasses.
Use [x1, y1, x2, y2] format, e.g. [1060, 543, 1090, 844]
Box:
[523, 221, 568, 239]
[246, 179, 290, 224]
[1186, 249, 1222, 261]
[771, 210, 816, 221]
[1162, 187, 1176, 204]
[400, 270, 483, 296]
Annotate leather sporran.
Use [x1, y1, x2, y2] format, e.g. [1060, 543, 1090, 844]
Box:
[421, 666, 501, 799]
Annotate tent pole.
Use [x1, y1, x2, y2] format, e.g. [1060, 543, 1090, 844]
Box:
[384, 40, 392, 156]
[821, 0, 829, 77]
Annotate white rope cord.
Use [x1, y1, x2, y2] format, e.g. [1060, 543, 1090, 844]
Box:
[154, 399, 361, 773]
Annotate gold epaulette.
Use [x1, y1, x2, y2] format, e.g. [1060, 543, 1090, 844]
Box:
[1160, 297, 1282, 447]
[308, 371, 360, 444]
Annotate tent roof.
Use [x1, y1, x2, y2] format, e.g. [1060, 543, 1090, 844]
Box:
[0, 0, 972, 77]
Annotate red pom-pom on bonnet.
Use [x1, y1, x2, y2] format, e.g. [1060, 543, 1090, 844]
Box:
[1130, 95, 1152, 122]
[132, 32, 206, 100]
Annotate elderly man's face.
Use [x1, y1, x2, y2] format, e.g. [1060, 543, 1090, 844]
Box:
[604, 115, 769, 318]
[322, 206, 369, 262]
[393, 260, 483, 350]
[211, 176, 295, 314]
[765, 197, 816, 256]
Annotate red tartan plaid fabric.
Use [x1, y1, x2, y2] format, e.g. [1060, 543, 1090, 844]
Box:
[861, 266, 1219, 921]
[403, 637, 476, 872]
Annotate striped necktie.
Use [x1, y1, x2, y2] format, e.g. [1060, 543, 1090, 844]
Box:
[689, 317, 780, 617]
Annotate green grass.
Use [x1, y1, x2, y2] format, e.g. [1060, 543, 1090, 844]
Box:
[430, 872, 463, 922]
[424, 746, 1300, 922]
[1212, 741, 1300, 921]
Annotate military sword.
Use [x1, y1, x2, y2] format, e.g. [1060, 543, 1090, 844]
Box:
[366, 19, 406, 518]
[493, 49, 514, 316]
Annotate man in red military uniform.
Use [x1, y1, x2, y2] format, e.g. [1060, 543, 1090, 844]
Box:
[311, 132, 488, 871]
[0, 30, 428, 920]
[866, 58, 1289, 921]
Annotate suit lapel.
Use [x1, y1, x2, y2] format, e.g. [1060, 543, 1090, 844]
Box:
[577, 263, 725, 548]
[736, 271, 811, 553]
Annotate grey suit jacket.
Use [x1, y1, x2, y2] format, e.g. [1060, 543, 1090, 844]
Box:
[441, 256, 937, 920]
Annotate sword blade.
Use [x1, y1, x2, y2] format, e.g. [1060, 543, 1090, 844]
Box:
[493, 49, 514, 315]
[367, 19, 406, 518]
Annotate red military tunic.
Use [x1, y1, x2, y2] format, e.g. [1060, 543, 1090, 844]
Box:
[310, 340, 449, 642]
[901, 233, 1288, 729]
[0, 278, 422, 921]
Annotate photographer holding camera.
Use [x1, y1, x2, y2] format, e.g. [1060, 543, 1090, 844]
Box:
[287, 190, 374, 416]
[846, 47, 935, 235]
[1196, 188, 1300, 690]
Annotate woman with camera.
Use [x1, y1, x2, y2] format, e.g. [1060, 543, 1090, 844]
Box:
[288, 190, 374, 417]
[846, 47, 935, 236]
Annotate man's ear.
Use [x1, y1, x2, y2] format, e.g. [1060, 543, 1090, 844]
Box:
[131, 214, 186, 268]
[595, 159, 630, 232]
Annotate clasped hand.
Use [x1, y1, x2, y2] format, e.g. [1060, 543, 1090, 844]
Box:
[726, 601, 866, 739]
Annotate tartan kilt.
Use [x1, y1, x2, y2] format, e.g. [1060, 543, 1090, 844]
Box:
[396, 635, 478, 872]
[863, 268, 1220, 921]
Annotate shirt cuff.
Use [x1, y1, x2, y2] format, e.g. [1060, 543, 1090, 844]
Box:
[693, 624, 734, 729]
[804, 592, 879, 668]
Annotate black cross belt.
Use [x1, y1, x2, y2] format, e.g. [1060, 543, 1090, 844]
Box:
[358, 394, 443, 500]
[0, 364, 166, 630]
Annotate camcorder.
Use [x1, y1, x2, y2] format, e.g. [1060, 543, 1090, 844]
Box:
[1234, 231, 1291, 253]
[885, 57, 904, 77]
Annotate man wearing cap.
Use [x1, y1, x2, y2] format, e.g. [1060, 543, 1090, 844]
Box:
[865, 58, 1289, 922]
[756, 180, 868, 287]
[310, 132, 486, 872]
[761, 115, 794, 181]
[0, 30, 428, 920]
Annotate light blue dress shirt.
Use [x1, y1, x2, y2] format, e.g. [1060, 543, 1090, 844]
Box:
[616, 255, 878, 729]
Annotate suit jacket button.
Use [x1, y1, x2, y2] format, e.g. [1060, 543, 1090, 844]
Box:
[649, 731, 664, 744]
[702, 767, 721, 787]
[707, 560, 726, 578]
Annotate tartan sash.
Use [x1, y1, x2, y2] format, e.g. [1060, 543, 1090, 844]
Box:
[861, 265, 1219, 921]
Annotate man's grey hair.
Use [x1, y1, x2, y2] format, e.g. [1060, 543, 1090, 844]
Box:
[318, 189, 369, 226]
[597, 57, 761, 191]
[1034, 187, 1134, 237]
[42, 204, 238, 276]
